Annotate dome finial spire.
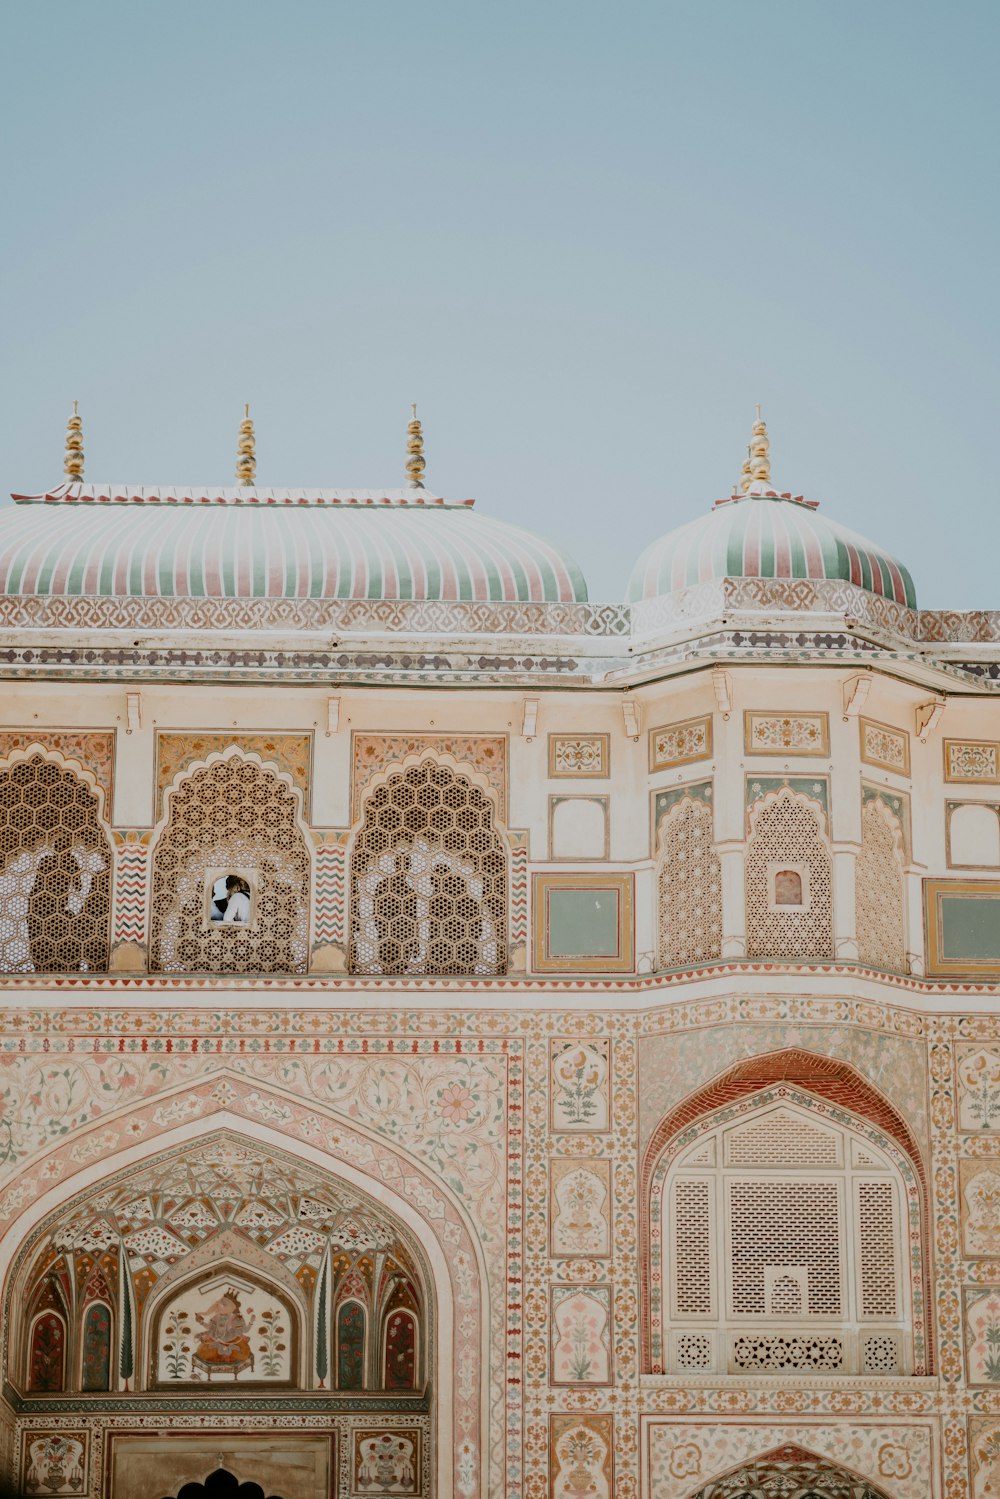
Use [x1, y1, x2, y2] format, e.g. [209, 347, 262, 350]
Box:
[64, 400, 84, 481]
[236, 402, 256, 487]
[739, 404, 771, 493]
[405, 403, 426, 489]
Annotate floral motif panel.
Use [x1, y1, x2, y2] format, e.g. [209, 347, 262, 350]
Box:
[80, 1302, 112, 1393]
[336, 1301, 366, 1391]
[383, 1309, 417, 1390]
[550, 1285, 612, 1385]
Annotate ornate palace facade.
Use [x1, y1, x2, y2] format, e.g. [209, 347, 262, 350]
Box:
[0, 408, 998, 1498]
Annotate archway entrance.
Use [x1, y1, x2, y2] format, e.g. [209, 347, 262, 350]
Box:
[162, 1470, 282, 1499]
[686, 1443, 895, 1498]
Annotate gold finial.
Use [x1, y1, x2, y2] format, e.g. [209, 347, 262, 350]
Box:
[235, 402, 256, 487]
[738, 403, 771, 493]
[64, 400, 84, 481]
[405, 403, 426, 488]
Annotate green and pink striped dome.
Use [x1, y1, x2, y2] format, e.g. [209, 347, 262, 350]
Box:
[627, 488, 915, 608]
[0, 485, 587, 603]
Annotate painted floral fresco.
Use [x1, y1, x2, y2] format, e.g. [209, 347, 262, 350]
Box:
[549, 1039, 610, 1132]
[550, 1286, 611, 1385]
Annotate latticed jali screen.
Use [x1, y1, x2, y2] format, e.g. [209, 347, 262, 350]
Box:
[745, 790, 834, 959]
[151, 757, 310, 973]
[657, 797, 722, 969]
[0, 757, 111, 972]
[351, 759, 507, 975]
[856, 797, 906, 971]
[666, 1104, 907, 1374]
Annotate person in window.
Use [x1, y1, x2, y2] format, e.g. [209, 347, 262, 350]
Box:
[210, 875, 231, 922]
[222, 876, 251, 925]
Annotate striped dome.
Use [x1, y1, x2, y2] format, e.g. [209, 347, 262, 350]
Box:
[0, 485, 587, 603]
[627, 488, 915, 608]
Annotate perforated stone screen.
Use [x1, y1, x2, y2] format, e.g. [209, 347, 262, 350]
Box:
[151, 757, 310, 974]
[350, 759, 507, 976]
[656, 796, 722, 969]
[857, 798, 906, 971]
[0, 757, 110, 973]
[745, 790, 834, 959]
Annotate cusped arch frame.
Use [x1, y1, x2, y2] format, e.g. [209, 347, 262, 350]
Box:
[347, 749, 514, 975]
[684, 1441, 897, 1499]
[147, 745, 316, 962]
[639, 1047, 932, 1375]
[0, 1072, 492, 1499]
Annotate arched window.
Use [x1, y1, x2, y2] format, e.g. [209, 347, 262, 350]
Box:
[653, 1096, 913, 1377]
[336, 1300, 366, 1391]
[28, 1311, 66, 1392]
[745, 789, 833, 959]
[81, 1301, 113, 1392]
[856, 796, 906, 971]
[656, 794, 722, 970]
[383, 1308, 418, 1390]
[0, 756, 111, 973]
[350, 759, 507, 975]
[151, 756, 310, 973]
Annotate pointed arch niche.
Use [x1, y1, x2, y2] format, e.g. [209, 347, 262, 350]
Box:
[684, 1443, 897, 1499]
[349, 754, 509, 975]
[641, 1048, 931, 1379]
[149, 748, 312, 973]
[6, 1128, 431, 1401]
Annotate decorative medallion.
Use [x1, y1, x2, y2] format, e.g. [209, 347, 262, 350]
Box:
[945, 739, 1000, 784]
[548, 733, 610, 778]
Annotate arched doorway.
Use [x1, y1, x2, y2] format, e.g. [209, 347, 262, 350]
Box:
[161, 1470, 282, 1499]
[686, 1443, 895, 1497]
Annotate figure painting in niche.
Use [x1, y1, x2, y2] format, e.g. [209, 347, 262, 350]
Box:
[192, 1290, 255, 1378]
[384, 1310, 416, 1390]
[337, 1301, 366, 1390]
[81, 1302, 112, 1392]
[773, 868, 804, 906]
[28, 1312, 66, 1392]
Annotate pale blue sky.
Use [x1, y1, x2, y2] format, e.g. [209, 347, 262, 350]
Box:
[1, 2, 997, 605]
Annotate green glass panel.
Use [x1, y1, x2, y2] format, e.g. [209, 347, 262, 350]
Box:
[941, 895, 1000, 961]
[548, 888, 620, 958]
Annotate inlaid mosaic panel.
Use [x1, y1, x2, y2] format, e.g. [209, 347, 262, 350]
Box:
[21, 1429, 89, 1497]
[649, 715, 712, 772]
[352, 733, 507, 821]
[860, 717, 911, 775]
[961, 1158, 1000, 1258]
[744, 711, 830, 756]
[550, 1038, 611, 1132]
[549, 1158, 611, 1256]
[549, 1413, 613, 1499]
[0, 730, 115, 814]
[550, 1284, 612, 1385]
[945, 739, 1000, 784]
[156, 732, 313, 819]
[547, 733, 609, 778]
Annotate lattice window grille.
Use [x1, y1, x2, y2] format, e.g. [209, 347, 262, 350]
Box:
[656, 796, 722, 969]
[150, 755, 310, 974]
[674, 1333, 713, 1371]
[0, 756, 111, 973]
[350, 759, 507, 976]
[862, 1333, 900, 1373]
[856, 797, 906, 972]
[730, 1333, 844, 1373]
[670, 1178, 714, 1317]
[729, 1179, 843, 1317]
[855, 1179, 899, 1318]
[725, 1109, 841, 1168]
[663, 1100, 911, 1375]
[745, 790, 834, 959]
